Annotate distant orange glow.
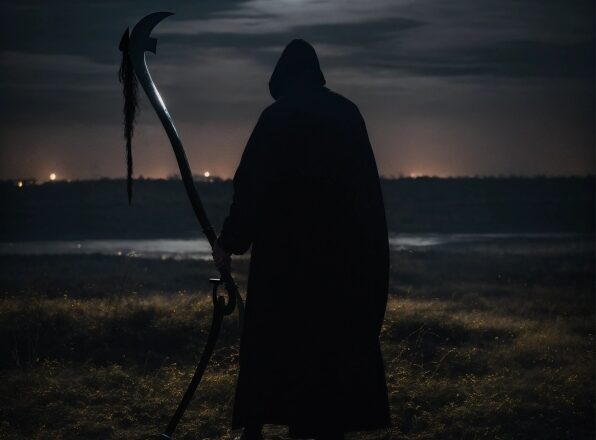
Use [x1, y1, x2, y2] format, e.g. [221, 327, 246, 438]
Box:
[49, 173, 57, 181]
[204, 171, 210, 178]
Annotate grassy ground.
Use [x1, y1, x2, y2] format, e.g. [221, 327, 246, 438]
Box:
[0, 240, 594, 439]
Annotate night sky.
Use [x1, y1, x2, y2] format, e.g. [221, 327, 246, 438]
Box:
[1, 0, 594, 181]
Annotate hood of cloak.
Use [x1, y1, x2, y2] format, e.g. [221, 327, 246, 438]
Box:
[268, 39, 326, 100]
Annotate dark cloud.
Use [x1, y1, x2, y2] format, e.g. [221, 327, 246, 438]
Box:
[0, 0, 252, 61]
[163, 17, 423, 49]
[374, 39, 595, 79]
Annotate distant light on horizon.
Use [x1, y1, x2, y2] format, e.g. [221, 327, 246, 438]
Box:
[17, 180, 23, 188]
[49, 173, 57, 181]
[204, 171, 210, 178]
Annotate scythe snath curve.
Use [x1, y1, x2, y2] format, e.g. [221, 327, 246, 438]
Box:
[118, 11, 245, 439]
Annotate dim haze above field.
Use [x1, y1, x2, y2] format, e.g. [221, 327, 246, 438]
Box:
[0, 1, 594, 180]
[1, 177, 593, 241]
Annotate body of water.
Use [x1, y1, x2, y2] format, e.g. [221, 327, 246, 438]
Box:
[0, 234, 591, 260]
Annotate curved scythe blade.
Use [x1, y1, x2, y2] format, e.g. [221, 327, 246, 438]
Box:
[128, 12, 172, 60]
[122, 11, 245, 439]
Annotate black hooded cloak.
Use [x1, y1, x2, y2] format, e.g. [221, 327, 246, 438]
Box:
[218, 39, 390, 437]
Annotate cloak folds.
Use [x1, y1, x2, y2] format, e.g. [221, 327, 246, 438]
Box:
[218, 39, 391, 437]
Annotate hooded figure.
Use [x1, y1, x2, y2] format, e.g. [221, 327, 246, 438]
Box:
[216, 39, 390, 439]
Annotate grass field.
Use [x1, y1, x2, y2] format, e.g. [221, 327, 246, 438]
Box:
[1, 240, 594, 439]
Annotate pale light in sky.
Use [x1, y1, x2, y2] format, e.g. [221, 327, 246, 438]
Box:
[204, 171, 211, 178]
[50, 173, 57, 181]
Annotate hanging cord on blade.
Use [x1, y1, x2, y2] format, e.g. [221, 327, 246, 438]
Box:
[118, 28, 139, 205]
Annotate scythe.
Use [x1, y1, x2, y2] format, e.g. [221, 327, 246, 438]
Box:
[118, 11, 245, 439]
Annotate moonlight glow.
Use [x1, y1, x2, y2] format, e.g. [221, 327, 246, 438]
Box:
[50, 173, 57, 181]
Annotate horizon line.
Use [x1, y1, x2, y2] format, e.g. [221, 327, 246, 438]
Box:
[3, 173, 595, 185]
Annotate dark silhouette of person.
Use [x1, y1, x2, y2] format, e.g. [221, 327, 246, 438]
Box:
[212, 39, 390, 440]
